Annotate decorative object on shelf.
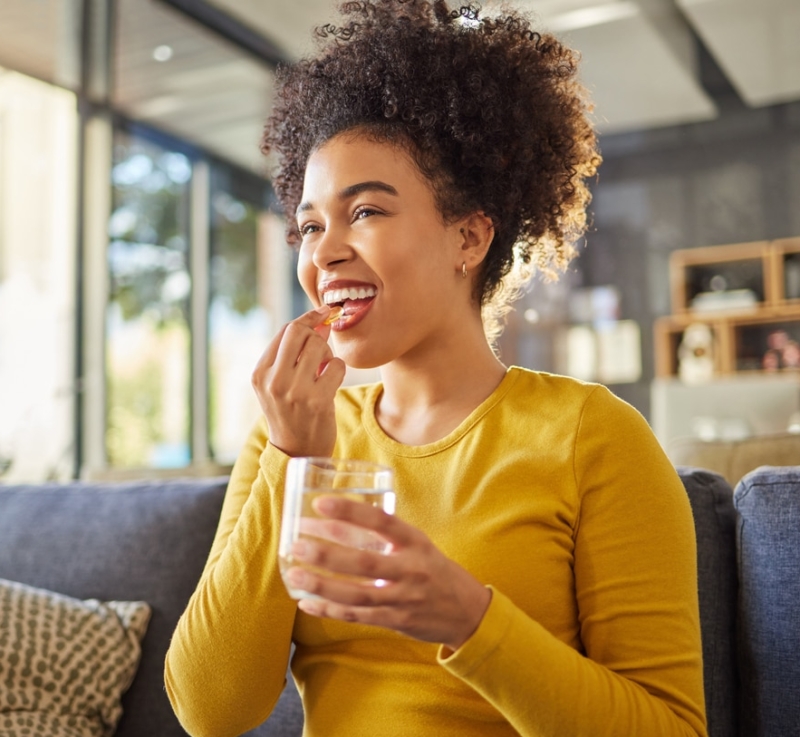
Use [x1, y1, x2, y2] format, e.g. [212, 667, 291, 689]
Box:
[784, 342, 800, 368]
[785, 257, 800, 300]
[678, 323, 715, 384]
[763, 330, 800, 370]
[691, 288, 758, 313]
[762, 349, 781, 371]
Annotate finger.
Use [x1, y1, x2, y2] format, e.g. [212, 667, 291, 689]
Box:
[299, 517, 389, 550]
[313, 319, 333, 338]
[295, 332, 334, 375]
[253, 306, 330, 373]
[316, 356, 347, 388]
[296, 596, 394, 627]
[314, 496, 417, 549]
[291, 534, 401, 581]
[300, 304, 333, 327]
[285, 565, 400, 609]
[272, 322, 328, 381]
[253, 323, 289, 375]
[295, 337, 344, 395]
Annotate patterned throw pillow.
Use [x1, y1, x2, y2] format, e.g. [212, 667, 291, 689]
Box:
[0, 578, 151, 737]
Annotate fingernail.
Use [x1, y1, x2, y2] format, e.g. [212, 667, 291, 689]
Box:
[314, 496, 336, 514]
[298, 599, 320, 615]
[315, 305, 330, 314]
[287, 568, 306, 586]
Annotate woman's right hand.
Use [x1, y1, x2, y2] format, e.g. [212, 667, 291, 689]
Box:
[251, 306, 346, 458]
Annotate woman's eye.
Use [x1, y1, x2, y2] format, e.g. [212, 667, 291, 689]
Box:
[298, 223, 321, 237]
[353, 207, 380, 221]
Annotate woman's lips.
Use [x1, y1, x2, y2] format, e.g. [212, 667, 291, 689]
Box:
[330, 296, 375, 331]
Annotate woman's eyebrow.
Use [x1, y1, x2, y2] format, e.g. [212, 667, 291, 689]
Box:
[296, 180, 399, 216]
[340, 180, 399, 199]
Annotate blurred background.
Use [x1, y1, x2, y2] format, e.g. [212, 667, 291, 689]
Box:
[1, 0, 798, 482]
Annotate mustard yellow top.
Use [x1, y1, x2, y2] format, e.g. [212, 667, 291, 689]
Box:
[165, 367, 707, 737]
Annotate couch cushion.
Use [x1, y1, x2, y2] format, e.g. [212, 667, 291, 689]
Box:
[0, 578, 150, 737]
[677, 467, 738, 737]
[0, 479, 228, 737]
[734, 466, 800, 736]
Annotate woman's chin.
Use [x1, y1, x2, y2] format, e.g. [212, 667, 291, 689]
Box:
[334, 342, 389, 372]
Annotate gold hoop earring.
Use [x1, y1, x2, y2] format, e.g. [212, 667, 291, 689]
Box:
[461, 262, 468, 279]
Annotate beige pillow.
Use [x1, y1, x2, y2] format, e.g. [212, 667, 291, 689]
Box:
[0, 578, 151, 737]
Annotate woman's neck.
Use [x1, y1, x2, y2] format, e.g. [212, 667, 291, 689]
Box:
[375, 321, 507, 446]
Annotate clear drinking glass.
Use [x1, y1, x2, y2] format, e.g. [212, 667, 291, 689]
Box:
[279, 457, 396, 600]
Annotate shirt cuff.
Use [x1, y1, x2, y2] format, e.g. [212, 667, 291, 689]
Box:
[258, 442, 291, 495]
[437, 585, 516, 678]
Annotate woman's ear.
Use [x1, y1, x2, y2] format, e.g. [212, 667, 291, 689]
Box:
[457, 211, 495, 272]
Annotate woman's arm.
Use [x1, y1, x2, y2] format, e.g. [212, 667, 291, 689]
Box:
[439, 386, 708, 736]
[166, 305, 345, 737]
[164, 423, 298, 737]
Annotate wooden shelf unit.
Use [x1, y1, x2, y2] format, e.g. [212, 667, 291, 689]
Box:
[656, 238, 800, 377]
[773, 237, 800, 305]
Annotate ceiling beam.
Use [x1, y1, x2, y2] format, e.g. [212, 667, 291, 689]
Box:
[156, 0, 289, 68]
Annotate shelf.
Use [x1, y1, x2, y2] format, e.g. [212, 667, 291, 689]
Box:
[773, 237, 800, 304]
[670, 241, 771, 314]
[656, 238, 800, 378]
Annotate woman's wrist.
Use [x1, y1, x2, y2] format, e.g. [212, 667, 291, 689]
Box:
[446, 582, 493, 652]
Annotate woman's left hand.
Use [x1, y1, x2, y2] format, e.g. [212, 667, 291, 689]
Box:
[285, 496, 492, 651]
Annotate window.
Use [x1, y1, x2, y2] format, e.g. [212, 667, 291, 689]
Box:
[106, 128, 193, 468]
[208, 165, 275, 463]
[0, 69, 78, 482]
[0, 0, 294, 480]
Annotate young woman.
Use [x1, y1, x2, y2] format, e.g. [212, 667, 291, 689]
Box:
[165, 2, 707, 736]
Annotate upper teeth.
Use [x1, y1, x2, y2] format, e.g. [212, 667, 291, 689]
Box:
[323, 286, 377, 304]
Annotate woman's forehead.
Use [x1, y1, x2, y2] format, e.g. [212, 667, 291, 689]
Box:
[309, 131, 411, 169]
[302, 133, 432, 199]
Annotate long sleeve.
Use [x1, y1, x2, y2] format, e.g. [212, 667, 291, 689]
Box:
[165, 419, 297, 737]
[438, 385, 707, 737]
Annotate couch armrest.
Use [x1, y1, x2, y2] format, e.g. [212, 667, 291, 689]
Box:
[677, 467, 738, 737]
[735, 466, 800, 737]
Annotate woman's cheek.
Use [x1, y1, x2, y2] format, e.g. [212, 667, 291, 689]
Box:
[297, 246, 319, 303]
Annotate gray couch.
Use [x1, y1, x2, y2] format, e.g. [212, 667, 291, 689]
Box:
[687, 465, 800, 737]
[0, 478, 302, 737]
[0, 466, 798, 736]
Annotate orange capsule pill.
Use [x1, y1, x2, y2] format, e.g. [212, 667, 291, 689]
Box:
[323, 305, 344, 325]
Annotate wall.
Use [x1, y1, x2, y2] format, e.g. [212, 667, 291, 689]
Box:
[578, 85, 800, 419]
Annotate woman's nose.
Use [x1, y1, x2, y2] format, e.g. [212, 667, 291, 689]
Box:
[311, 225, 353, 271]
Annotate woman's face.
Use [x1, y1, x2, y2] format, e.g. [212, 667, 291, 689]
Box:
[296, 132, 469, 369]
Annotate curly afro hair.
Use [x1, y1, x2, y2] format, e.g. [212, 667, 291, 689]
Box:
[261, 0, 601, 338]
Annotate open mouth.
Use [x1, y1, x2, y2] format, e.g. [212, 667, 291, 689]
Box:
[321, 285, 377, 328]
[323, 286, 376, 311]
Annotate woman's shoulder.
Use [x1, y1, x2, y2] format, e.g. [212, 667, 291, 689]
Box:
[506, 366, 607, 405]
[506, 366, 646, 429]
